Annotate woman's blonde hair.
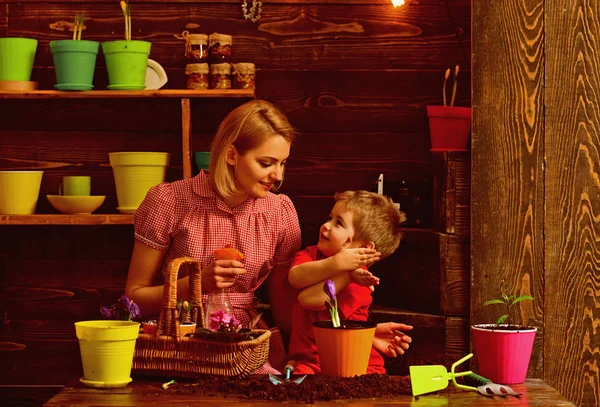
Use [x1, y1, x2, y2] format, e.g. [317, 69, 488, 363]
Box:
[209, 100, 297, 198]
[335, 190, 407, 259]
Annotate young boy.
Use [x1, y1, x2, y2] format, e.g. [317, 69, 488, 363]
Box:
[286, 190, 412, 374]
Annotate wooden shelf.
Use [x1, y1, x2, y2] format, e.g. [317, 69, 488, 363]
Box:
[0, 89, 255, 99]
[0, 214, 134, 225]
[0, 89, 254, 225]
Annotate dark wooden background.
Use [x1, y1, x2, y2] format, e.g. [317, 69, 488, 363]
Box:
[0, 1, 472, 406]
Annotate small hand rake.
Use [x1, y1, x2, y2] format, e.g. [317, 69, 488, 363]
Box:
[268, 361, 307, 385]
[409, 353, 521, 397]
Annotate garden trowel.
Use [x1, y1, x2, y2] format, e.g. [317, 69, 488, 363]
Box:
[268, 361, 307, 385]
[409, 353, 521, 397]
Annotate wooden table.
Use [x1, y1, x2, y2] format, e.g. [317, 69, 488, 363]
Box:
[44, 378, 576, 406]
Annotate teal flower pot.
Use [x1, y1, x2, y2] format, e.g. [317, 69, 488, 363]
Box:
[50, 40, 100, 91]
[102, 40, 151, 90]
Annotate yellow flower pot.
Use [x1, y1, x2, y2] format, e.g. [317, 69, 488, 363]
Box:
[75, 320, 140, 388]
[0, 171, 43, 214]
[108, 152, 170, 214]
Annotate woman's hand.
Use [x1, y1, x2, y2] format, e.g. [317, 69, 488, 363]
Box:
[373, 322, 413, 358]
[202, 259, 246, 292]
[333, 248, 381, 271]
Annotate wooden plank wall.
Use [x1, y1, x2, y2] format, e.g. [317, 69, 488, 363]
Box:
[0, 1, 471, 406]
[471, 0, 544, 382]
[544, 1, 600, 407]
[473, 1, 600, 407]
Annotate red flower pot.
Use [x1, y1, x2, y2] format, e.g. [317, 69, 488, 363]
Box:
[472, 324, 537, 384]
[426, 105, 471, 151]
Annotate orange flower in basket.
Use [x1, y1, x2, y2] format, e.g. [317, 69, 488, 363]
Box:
[214, 246, 244, 261]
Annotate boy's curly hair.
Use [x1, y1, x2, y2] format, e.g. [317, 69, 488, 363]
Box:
[334, 190, 407, 259]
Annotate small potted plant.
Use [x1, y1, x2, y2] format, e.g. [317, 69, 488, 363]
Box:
[426, 65, 472, 151]
[311, 280, 377, 377]
[142, 298, 195, 336]
[472, 288, 536, 385]
[74, 295, 141, 388]
[49, 13, 100, 90]
[101, 1, 151, 90]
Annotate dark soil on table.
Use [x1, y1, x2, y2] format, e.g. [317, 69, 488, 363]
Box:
[166, 374, 412, 403]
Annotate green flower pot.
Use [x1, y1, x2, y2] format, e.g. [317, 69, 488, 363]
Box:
[0, 37, 38, 81]
[102, 40, 151, 90]
[50, 40, 100, 91]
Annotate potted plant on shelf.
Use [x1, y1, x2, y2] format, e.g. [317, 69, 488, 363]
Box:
[102, 0, 151, 90]
[312, 280, 377, 377]
[75, 295, 141, 389]
[0, 36, 38, 84]
[49, 13, 100, 91]
[472, 288, 536, 385]
[426, 65, 472, 151]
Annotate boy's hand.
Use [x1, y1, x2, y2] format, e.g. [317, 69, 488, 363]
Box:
[349, 268, 380, 287]
[333, 248, 381, 271]
[373, 322, 413, 358]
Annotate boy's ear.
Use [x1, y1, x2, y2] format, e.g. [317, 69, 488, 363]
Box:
[361, 241, 375, 250]
[226, 145, 237, 165]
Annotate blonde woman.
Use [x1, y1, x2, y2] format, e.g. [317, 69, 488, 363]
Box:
[125, 100, 301, 374]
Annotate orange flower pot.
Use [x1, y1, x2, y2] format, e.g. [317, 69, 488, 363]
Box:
[312, 320, 376, 377]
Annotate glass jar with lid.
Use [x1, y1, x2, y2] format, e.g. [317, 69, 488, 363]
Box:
[177, 31, 208, 63]
[209, 63, 231, 89]
[232, 63, 256, 90]
[208, 33, 232, 64]
[186, 63, 209, 89]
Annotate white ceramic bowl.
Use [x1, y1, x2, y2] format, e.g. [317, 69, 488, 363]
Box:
[47, 195, 106, 214]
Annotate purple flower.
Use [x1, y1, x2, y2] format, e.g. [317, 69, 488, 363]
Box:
[100, 306, 113, 319]
[121, 295, 132, 314]
[323, 280, 340, 328]
[323, 279, 337, 303]
[100, 295, 142, 322]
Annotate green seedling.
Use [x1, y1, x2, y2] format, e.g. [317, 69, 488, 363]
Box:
[484, 290, 533, 326]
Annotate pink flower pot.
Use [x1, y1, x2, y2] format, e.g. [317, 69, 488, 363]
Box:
[426, 105, 471, 151]
[472, 324, 537, 384]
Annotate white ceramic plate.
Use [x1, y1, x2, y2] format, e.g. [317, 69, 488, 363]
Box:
[145, 59, 168, 90]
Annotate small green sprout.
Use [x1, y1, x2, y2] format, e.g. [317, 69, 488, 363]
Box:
[484, 290, 533, 326]
[72, 13, 85, 41]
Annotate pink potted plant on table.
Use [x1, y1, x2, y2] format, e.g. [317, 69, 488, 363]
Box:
[472, 288, 536, 384]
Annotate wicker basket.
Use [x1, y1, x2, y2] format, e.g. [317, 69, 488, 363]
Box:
[132, 257, 271, 378]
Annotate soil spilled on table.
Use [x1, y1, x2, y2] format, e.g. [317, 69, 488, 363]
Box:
[165, 374, 412, 403]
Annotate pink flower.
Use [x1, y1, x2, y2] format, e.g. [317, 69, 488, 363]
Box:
[222, 313, 233, 324]
[209, 310, 224, 331]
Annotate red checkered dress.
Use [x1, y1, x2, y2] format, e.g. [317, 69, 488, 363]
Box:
[133, 171, 302, 374]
